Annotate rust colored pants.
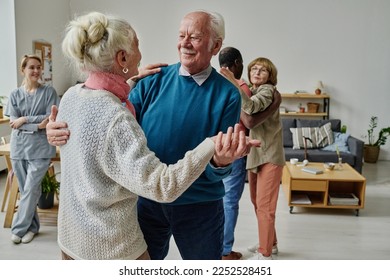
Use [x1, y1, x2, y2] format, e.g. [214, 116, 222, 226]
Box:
[248, 163, 283, 257]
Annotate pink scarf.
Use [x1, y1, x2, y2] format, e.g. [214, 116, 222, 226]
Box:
[84, 72, 136, 117]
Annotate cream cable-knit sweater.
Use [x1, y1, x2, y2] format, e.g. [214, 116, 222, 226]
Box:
[57, 84, 215, 259]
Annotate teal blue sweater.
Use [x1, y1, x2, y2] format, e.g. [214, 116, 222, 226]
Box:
[130, 63, 241, 205]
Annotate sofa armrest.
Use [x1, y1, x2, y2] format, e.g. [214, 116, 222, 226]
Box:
[348, 136, 364, 173]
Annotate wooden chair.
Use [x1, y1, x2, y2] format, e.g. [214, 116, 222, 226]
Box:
[1, 135, 13, 212]
[3, 160, 57, 228]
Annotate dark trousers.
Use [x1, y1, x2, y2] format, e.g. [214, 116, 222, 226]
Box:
[137, 198, 224, 260]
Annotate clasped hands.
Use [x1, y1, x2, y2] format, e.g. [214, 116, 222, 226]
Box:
[211, 124, 260, 167]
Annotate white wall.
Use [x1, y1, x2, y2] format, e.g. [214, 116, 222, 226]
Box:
[0, 0, 17, 101]
[10, 0, 390, 160]
[14, 0, 71, 96]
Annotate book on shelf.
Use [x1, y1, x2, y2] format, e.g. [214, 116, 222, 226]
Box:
[291, 194, 312, 205]
[301, 167, 323, 175]
[328, 193, 359, 206]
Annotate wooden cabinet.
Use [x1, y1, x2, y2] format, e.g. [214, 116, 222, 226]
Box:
[281, 162, 366, 216]
[280, 93, 330, 119]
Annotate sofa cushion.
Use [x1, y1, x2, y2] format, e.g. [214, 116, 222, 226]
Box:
[290, 122, 334, 149]
[297, 119, 341, 132]
[282, 118, 296, 147]
[322, 132, 350, 153]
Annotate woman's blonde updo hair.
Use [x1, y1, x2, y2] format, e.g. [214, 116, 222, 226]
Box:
[62, 11, 136, 73]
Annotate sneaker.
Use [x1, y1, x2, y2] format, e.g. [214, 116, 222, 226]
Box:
[247, 243, 258, 253]
[272, 244, 278, 254]
[11, 234, 21, 244]
[222, 251, 243, 260]
[248, 252, 273, 260]
[21, 231, 36, 244]
[247, 244, 278, 254]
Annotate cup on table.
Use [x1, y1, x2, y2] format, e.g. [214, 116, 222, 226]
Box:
[290, 158, 298, 165]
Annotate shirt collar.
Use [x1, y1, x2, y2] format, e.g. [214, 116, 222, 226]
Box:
[179, 64, 212, 86]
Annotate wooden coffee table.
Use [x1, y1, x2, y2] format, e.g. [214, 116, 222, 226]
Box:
[281, 162, 366, 216]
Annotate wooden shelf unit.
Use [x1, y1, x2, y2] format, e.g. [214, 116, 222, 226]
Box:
[280, 93, 330, 119]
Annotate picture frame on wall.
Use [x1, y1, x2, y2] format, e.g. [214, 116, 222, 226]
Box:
[33, 41, 52, 86]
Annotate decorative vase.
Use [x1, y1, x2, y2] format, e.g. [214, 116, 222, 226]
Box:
[363, 145, 380, 163]
[38, 191, 55, 209]
[315, 81, 324, 95]
[338, 157, 343, 170]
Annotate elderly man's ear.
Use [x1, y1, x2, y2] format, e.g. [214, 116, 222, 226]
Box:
[212, 40, 222, 55]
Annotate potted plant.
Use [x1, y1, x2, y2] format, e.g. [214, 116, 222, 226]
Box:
[38, 171, 60, 209]
[363, 116, 390, 163]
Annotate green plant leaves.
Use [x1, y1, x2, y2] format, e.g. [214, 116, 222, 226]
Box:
[367, 116, 390, 146]
[41, 172, 59, 194]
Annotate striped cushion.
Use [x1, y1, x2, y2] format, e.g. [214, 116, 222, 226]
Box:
[290, 122, 334, 149]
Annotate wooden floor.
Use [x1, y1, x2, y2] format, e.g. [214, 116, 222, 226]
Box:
[37, 200, 58, 227]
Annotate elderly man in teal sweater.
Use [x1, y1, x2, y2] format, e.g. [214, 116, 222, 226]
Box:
[130, 10, 241, 260]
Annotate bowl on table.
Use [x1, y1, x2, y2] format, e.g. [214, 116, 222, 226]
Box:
[323, 162, 335, 171]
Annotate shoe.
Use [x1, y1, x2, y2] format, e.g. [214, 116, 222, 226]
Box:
[248, 252, 273, 260]
[222, 251, 243, 260]
[21, 231, 36, 243]
[272, 244, 278, 254]
[247, 243, 258, 253]
[11, 234, 21, 244]
[247, 243, 278, 254]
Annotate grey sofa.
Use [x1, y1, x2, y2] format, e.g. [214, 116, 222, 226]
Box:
[282, 118, 364, 173]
